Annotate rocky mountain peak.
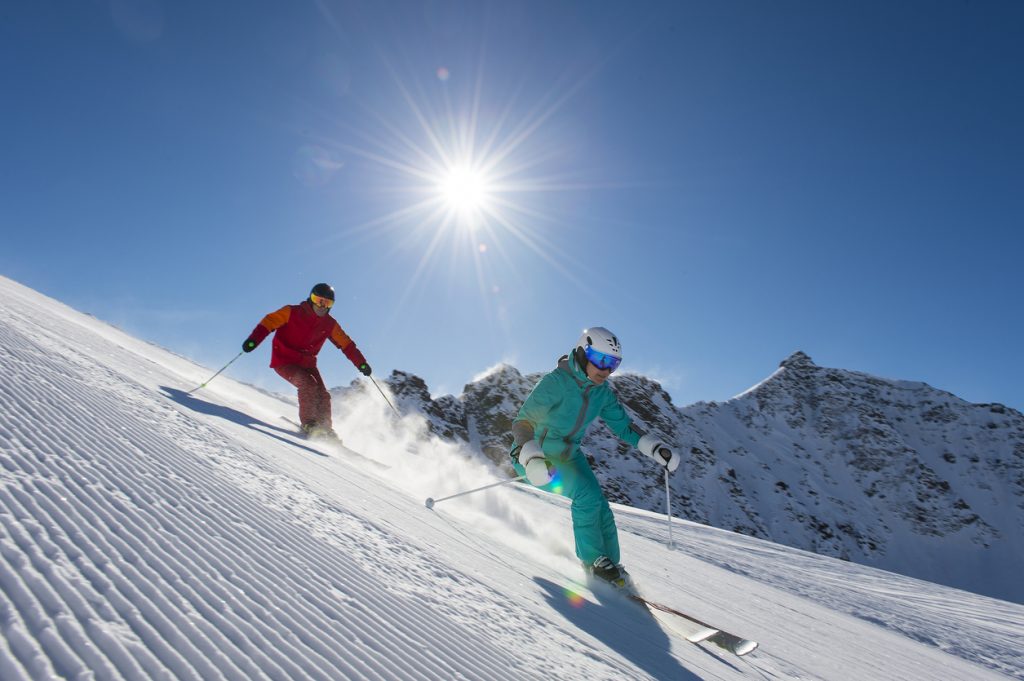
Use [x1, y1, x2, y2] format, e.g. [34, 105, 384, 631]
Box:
[779, 350, 816, 371]
[384, 369, 431, 404]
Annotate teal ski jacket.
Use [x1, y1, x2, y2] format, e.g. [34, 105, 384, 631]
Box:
[511, 353, 643, 462]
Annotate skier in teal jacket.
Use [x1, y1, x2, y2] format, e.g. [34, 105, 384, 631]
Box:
[510, 327, 679, 589]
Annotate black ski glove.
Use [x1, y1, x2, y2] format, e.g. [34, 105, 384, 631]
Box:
[242, 338, 258, 353]
[655, 445, 679, 473]
[358, 362, 372, 376]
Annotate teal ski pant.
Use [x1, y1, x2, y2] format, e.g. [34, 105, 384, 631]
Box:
[513, 448, 620, 566]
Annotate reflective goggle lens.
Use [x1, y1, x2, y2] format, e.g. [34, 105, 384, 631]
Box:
[310, 294, 334, 308]
[584, 346, 621, 372]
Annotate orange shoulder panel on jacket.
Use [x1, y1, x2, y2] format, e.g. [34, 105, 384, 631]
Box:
[330, 322, 353, 349]
[259, 305, 292, 332]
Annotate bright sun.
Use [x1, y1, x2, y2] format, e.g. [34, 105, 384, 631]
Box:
[322, 58, 592, 320]
[438, 165, 491, 223]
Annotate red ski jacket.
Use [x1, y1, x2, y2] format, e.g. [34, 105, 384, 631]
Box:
[246, 301, 367, 370]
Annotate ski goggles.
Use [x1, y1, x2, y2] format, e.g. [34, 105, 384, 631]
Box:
[584, 346, 621, 373]
[310, 293, 334, 309]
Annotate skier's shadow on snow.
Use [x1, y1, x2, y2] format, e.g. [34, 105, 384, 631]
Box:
[159, 387, 328, 458]
[536, 577, 707, 680]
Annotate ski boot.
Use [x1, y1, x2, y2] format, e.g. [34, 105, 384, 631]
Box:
[585, 556, 633, 592]
[301, 422, 341, 442]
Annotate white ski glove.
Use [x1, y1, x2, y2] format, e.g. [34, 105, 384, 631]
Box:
[638, 434, 680, 473]
[518, 440, 553, 486]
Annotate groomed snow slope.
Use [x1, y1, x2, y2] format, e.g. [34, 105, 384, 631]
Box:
[1, 275, 1021, 680]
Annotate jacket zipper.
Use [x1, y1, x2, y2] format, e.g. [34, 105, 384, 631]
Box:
[560, 383, 594, 457]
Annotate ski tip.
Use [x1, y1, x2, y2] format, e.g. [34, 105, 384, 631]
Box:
[733, 639, 758, 656]
[685, 627, 720, 643]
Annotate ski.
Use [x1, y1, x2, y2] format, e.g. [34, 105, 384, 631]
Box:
[280, 415, 304, 432]
[274, 417, 393, 471]
[628, 594, 758, 656]
[280, 416, 343, 444]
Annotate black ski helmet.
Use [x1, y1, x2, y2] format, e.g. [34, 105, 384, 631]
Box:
[310, 282, 335, 302]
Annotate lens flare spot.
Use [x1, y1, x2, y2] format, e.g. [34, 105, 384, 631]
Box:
[548, 469, 563, 495]
[293, 145, 345, 187]
[563, 588, 586, 608]
[437, 67, 450, 81]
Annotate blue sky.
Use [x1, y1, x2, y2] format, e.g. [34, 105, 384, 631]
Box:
[3, 1, 1022, 410]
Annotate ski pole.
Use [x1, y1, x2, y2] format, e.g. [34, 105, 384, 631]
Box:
[425, 475, 525, 509]
[187, 351, 243, 394]
[368, 375, 401, 416]
[665, 469, 674, 549]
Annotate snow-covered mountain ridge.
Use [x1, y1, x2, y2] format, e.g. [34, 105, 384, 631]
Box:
[340, 351, 1024, 603]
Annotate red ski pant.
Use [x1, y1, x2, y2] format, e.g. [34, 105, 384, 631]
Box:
[274, 365, 332, 429]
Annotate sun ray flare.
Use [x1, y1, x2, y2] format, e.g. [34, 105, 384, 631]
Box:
[307, 50, 619, 332]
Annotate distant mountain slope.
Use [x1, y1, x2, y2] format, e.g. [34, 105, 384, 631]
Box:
[336, 352, 1024, 603]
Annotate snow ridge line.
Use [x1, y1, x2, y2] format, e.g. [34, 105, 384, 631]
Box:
[1, 327, 337, 679]
[0, 320, 530, 680]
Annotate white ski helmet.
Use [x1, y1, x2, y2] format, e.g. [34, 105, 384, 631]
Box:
[575, 327, 623, 373]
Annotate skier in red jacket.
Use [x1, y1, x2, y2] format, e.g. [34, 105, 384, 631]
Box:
[243, 283, 371, 440]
